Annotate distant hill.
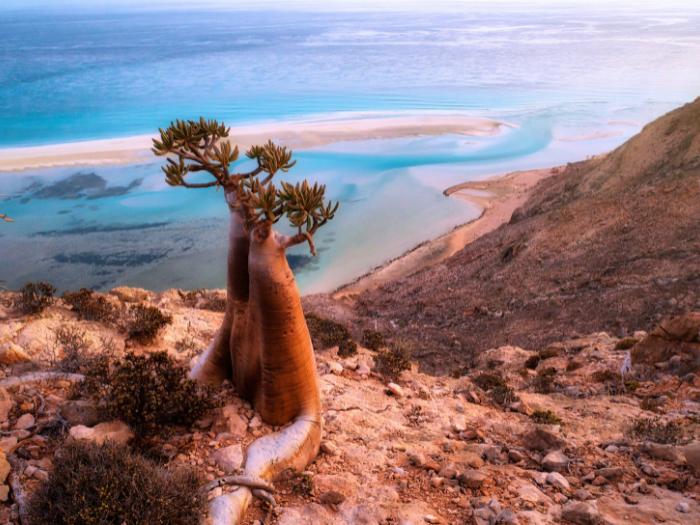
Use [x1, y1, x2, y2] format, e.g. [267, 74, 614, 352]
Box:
[355, 97, 700, 374]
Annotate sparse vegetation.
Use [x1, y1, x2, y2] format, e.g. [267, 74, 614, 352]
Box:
[361, 329, 386, 351]
[178, 289, 226, 312]
[126, 304, 172, 345]
[305, 313, 352, 349]
[591, 369, 620, 383]
[524, 347, 561, 369]
[290, 470, 314, 497]
[615, 337, 638, 350]
[106, 351, 214, 436]
[532, 367, 558, 394]
[17, 281, 56, 314]
[375, 340, 413, 379]
[337, 338, 358, 357]
[63, 288, 116, 322]
[473, 373, 518, 407]
[530, 409, 563, 425]
[28, 440, 204, 525]
[627, 417, 683, 444]
[565, 359, 583, 372]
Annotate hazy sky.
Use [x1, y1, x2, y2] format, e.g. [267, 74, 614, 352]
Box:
[3, 0, 699, 10]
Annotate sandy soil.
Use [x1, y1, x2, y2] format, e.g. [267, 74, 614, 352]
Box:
[0, 113, 505, 172]
[334, 166, 560, 299]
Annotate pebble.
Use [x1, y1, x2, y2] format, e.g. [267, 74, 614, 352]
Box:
[408, 452, 426, 467]
[424, 515, 440, 524]
[387, 383, 404, 397]
[676, 501, 689, 513]
[546, 471, 570, 491]
[458, 469, 486, 489]
[212, 444, 244, 472]
[329, 362, 343, 375]
[13, 413, 35, 431]
[321, 441, 339, 456]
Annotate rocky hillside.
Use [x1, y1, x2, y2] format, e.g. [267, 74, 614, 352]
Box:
[0, 288, 699, 524]
[348, 97, 700, 374]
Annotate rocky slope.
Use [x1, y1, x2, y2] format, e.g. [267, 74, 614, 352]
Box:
[340, 97, 700, 375]
[0, 288, 698, 524]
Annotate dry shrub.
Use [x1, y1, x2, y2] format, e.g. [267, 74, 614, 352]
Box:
[126, 304, 172, 345]
[532, 367, 558, 394]
[361, 329, 386, 351]
[28, 440, 204, 525]
[178, 289, 226, 312]
[473, 373, 518, 408]
[51, 327, 113, 398]
[627, 417, 683, 444]
[530, 409, 562, 425]
[63, 288, 116, 322]
[17, 281, 56, 314]
[106, 351, 214, 436]
[591, 369, 620, 383]
[565, 359, 583, 372]
[305, 313, 351, 349]
[375, 340, 413, 379]
[337, 338, 357, 357]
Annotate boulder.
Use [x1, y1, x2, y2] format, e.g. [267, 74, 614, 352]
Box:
[542, 450, 569, 472]
[0, 342, 31, 365]
[458, 469, 486, 489]
[69, 420, 133, 445]
[546, 471, 570, 491]
[562, 501, 600, 525]
[631, 312, 700, 369]
[521, 427, 567, 452]
[683, 442, 700, 475]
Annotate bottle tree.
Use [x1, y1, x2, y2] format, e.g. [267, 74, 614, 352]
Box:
[152, 119, 338, 524]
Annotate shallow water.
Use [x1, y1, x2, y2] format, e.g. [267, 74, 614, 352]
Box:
[1, 3, 699, 293]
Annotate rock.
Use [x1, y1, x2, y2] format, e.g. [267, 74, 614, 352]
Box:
[561, 501, 600, 525]
[328, 362, 343, 375]
[69, 420, 133, 445]
[0, 484, 8, 502]
[13, 413, 35, 430]
[408, 452, 426, 467]
[508, 449, 527, 463]
[430, 476, 444, 488]
[0, 342, 31, 365]
[60, 400, 101, 427]
[32, 469, 49, 482]
[546, 472, 570, 491]
[0, 389, 13, 423]
[641, 442, 686, 463]
[497, 509, 519, 524]
[438, 463, 458, 479]
[452, 415, 467, 433]
[516, 482, 548, 505]
[574, 489, 592, 501]
[0, 437, 17, 455]
[248, 415, 262, 429]
[320, 441, 339, 456]
[484, 445, 504, 463]
[424, 515, 440, 524]
[0, 452, 10, 484]
[212, 444, 244, 473]
[676, 501, 690, 513]
[521, 427, 567, 452]
[387, 382, 404, 397]
[458, 469, 486, 489]
[682, 442, 700, 475]
[356, 363, 371, 376]
[216, 404, 247, 437]
[631, 312, 700, 369]
[542, 450, 569, 472]
[594, 467, 623, 481]
[463, 452, 485, 469]
[319, 490, 345, 506]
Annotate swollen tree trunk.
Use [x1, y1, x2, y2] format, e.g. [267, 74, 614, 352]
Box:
[208, 226, 321, 525]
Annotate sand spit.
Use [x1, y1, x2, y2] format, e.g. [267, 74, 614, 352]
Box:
[0, 113, 505, 172]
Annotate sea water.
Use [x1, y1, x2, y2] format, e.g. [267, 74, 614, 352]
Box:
[1, 3, 699, 293]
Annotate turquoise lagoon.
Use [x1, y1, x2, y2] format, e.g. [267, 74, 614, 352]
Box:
[1, 3, 699, 293]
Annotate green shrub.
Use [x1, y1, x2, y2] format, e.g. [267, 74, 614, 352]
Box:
[361, 329, 386, 351]
[126, 304, 172, 345]
[28, 440, 204, 525]
[63, 288, 116, 322]
[627, 417, 683, 444]
[106, 352, 214, 436]
[337, 338, 358, 357]
[17, 281, 56, 314]
[375, 340, 413, 379]
[305, 313, 351, 349]
[530, 409, 562, 425]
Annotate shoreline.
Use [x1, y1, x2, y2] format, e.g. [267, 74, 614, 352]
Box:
[0, 113, 506, 172]
[333, 165, 561, 299]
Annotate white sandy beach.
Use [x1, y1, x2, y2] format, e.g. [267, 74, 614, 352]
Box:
[0, 113, 506, 172]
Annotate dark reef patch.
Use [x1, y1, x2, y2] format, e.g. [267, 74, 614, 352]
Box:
[34, 221, 170, 237]
[18, 172, 142, 201]
[53, 249, 171, 267]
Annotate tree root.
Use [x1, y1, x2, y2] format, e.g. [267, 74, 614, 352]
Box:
[7, 456, 29, 525]
[208, 414, 321, 525]
[0, 372, 85, 389]
[204, 475, 274, 494]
